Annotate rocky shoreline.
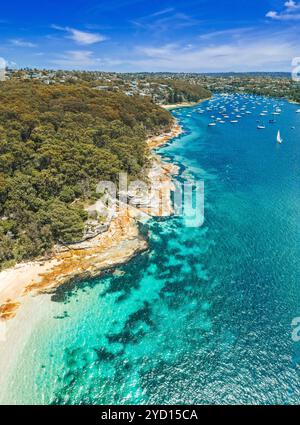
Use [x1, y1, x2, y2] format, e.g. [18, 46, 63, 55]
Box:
[0, 120, 182, 321]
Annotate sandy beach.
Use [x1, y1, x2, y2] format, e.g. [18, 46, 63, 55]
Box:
[0, 120, 182, 322]
[289, 99, 300, 105]
[161, 97, 211, 110]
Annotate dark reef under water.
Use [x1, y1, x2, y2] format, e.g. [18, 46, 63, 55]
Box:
[4, 94, 300, 405]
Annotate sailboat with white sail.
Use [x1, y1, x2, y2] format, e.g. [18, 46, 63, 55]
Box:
[277, 130, 283, 144]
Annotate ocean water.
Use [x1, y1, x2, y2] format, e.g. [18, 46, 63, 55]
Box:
[1, 94, 300, 404]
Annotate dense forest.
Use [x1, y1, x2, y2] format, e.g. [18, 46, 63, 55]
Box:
[164, 79, 211, 104]
[0, 81, 172, 269]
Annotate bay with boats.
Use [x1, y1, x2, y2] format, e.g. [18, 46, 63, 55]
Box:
[1, 94, 300, 404]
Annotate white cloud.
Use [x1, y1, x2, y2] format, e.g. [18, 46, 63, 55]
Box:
[10, 39, 37, 48]
[266, 10, 300, 20]
[127, 28, 299, 72]
[48, 25, 298, 72]
[67, 28, 106, 45]
[266, 11, 278, 19]
[199, 27, 253, 40]
[132, 9, 200, 32]
[52, 25, 106, 45]
[149, 8, 175, 18]
[266, 1, 300, 20]
[50, 50, 124, 69]
[285, 1, 300, 10]
[52, 50, 96, 67]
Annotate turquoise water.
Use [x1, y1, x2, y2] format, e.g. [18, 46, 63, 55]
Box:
[2, 94, 300, 404]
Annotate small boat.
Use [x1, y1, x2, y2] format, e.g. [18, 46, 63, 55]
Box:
[277, 130, 283, 144]
[296, 109, 300, 113]
[208, 122, 216, 127]
[257, 125, 266, 129]
[230, 120, 238, 123]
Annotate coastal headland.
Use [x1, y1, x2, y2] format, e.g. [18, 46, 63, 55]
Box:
[0, 121, 182, 321]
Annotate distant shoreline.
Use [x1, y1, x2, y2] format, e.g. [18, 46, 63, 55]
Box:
[161, 97, 211, 110]
[289, 99, 300, 105]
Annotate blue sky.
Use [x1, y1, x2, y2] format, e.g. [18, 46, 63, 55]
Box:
[0, 0, 299, 72]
